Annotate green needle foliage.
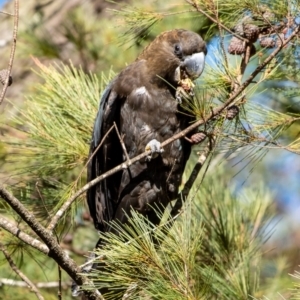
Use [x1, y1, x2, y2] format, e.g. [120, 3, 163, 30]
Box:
[4, 60, 114, 221]
[84, 169, 271, 300]
[1, 0, 300, 299]
[8, 59, 104, 175]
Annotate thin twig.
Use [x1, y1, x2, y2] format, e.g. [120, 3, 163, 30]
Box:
[0, 10, 14, 16]
[114, 121, 130, 161]
[57, 264, 62, 300]
[240, 44, 252, 76]
[36, 181, 51, 217]
[212, 1, 228, 67]
[47, 125, 115, 232]
[0, 184, 102, 300]
[186, 0, 248, 42]
[0, 242, 45, 300]
[166, 158, 177, 184]
[0, 278, 71, 288]
[45, 25, 299, 232]
[69, 124, 115, 190]
[0, 216, 49, 254]
[232, 42, 252, 101]
[170, 136, 216, 218]
[0, 0, 18, 105]
[0, 278, 71, 289]
[35, 182, 63, 300]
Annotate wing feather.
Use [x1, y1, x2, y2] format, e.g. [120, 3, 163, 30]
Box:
[87, 80, 123, 231]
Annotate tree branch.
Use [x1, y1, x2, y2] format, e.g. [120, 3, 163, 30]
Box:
[185, 0, 248, 42]
[0, 0, 18, 104]
[47, 24, 299, 232]
[114, 121, 130, 161]
[0, 278, 71, 289]
[0, 184, 102, 300]
[0, 216, 49, 254]
[1, 14, 297, 299]
[0, 242, 44, 300]
[170, 135, 216, 218]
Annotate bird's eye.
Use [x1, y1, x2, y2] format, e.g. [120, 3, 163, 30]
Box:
[174, 44, 182, 57]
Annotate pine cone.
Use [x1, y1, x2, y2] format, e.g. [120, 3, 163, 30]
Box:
[0, 69, 13, 86]
[190, 132, 207, 144]
[243, 24, 259, 43]
[228, 37, 245, 55]
[226, 105, 239, 120]
[260, 37, 276, 48]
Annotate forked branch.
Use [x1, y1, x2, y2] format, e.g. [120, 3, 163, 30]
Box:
[0, 242, 44, 300]
[47, 23, 299, 232]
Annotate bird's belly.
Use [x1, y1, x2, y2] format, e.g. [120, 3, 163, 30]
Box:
[118, 100, 192, 213]
[122, 111, 186, 159]
[120, 91, 193, 174]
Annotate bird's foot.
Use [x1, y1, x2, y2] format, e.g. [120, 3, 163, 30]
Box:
[186, 132, 207, 144]
[226, 105, 240, 120]
[145, 139, 164, 161]
[71, 282, 81, 297]
[71, 252, 96, 297]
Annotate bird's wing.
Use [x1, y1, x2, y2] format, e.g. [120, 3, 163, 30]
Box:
[87, 79, 124, 231]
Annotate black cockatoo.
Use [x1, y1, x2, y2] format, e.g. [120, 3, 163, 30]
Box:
[87, 29, 207, 241]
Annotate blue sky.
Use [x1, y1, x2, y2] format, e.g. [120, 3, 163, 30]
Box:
[0, 0, 8, 7]
[205, 38, 300, 226]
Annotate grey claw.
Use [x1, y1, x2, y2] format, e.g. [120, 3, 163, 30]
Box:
[176, 94, 182, 104]
[71, 281, 81, 297]
[71, 252, 96, 297]
[190, 132, 207, 144]
[145, 139, 164, 160]
[226, 105, 239, 120]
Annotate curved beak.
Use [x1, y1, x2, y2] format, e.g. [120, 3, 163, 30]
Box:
[181, 52, 205, 80]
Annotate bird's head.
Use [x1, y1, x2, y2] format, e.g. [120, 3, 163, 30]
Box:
[138, 29, 207, 86]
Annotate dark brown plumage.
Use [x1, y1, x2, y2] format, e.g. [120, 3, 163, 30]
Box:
[87, 29, 207, 240]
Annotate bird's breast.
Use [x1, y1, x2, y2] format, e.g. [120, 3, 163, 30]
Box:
[121, 85, 190, 164]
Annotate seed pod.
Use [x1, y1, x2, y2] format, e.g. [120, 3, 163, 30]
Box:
[228, 37, 245, 55]
[226, 105, 239, 120]
[260, 37, 276, 48]
[0, 69, 13, 86]
[243, 24, 259, 43]
[190, 132, 207, 144]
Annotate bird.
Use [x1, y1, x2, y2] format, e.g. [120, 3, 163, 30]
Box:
[87, 29, 207, 243]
